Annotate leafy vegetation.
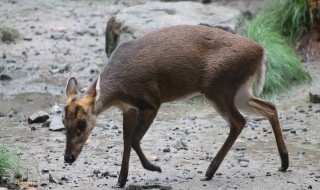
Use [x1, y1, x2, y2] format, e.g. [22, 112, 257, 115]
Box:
[240, 0, 312, 97]
[0, 144, 27, 183]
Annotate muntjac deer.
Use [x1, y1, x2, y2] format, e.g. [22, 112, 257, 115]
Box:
[63, 25, 288, 188]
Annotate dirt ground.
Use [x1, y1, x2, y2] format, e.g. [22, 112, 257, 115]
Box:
[0, 0, 320, 190]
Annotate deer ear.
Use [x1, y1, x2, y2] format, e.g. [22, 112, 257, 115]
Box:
[66, 76, 79, 97]
[86, 76, 100, 103]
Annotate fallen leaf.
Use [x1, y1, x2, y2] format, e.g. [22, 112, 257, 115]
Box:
[53, 25, 67, 31]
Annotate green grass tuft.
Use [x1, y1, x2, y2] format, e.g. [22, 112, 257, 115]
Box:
[240, 0, 312, 98]
[263, 0, 310, 43]
[0, 144, 27, 181]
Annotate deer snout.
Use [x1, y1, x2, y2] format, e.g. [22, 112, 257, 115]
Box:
[64, 154, 76, 163]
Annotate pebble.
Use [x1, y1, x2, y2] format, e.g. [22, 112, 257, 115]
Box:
[41, 169, 49, 174]
[8, 108, 17, 118]
[0, 74, 12, 80]
[163, 148, 171, 152]
[248, 173, 255, 179]
[174, 139, 188, 150]
[240, 162, 248, 167]
[0, 112, 5, 117]
[282, 128, 292, 132]
[236, 147, 246, 151]
[309, 92, 320, 103]
[49, 173, 61, 183]
[187, 115, 197, 121]
[23, 37, 32, 41]
[42, 119, 51, 127]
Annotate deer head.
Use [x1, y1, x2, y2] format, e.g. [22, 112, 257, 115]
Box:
[63, 76, 99, 163]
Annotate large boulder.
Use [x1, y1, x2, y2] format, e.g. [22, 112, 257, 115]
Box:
[105, 1, 241, 57]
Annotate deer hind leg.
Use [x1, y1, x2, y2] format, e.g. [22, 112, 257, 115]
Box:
[203, 96, 246, 180]
[131, 108, 161, 173]
[246, 97, 289, 171]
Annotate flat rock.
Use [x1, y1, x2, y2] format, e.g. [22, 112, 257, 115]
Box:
[105, 1, 241, 56]
[28, 111, 49, 124]
[49, 115, 65, 131]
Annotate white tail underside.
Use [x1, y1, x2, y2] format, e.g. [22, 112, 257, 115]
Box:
[254, 50, 268, 96]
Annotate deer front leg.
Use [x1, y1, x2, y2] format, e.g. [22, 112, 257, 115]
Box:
[116, 107, 160, 188]
[131, 108, 161, 172]
[116, 109, 136, 188]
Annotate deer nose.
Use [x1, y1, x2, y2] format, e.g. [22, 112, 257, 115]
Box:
[64, 154, 75, 163]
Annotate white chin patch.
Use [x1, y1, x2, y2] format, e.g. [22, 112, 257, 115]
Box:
[95, 75, 101, 102]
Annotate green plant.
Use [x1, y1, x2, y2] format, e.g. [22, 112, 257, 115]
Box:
[0, 144, 27, 182]
[264, 0, 310, 43]
[239, 0, 312, 98]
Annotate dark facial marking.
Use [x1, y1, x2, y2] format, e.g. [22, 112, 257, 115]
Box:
[78, 117, 87, 131]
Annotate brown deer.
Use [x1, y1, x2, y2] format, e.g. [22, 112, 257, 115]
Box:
[63, 25, 289, 188]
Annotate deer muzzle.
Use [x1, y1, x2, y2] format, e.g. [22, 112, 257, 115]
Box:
[64, 153, 76, 163]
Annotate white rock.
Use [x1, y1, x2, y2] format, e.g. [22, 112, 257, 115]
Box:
[49, 115, 65, 131]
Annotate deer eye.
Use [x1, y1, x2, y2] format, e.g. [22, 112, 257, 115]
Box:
[78, 118, 87, 131]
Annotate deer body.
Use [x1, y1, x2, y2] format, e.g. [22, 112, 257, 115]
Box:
[64, 25, 288, 188]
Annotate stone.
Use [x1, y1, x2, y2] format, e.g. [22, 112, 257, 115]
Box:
[0, 27, 20, 43]
[309, 92, 320, 103]
[0, 74, 11, 80]
[28, 111, 49, 124]
[174, 139, 188, 150]
[49, 173, 61, 183]
[23, 37, 33, 41]
[42, 119, 51, 128]
[49, 115, 65, 131]
[51, 103, 62, 114]
[105, 1, 241, 56]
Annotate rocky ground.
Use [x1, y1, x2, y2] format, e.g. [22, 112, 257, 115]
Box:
[0, 0, 320, 190]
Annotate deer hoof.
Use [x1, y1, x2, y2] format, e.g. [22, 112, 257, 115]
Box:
[145, 164, 162, 173]
[114, 182, 126, 188]
[154, 165, 162, 173]
[200, 176, 213, 181]
[278, 166, 287, 172]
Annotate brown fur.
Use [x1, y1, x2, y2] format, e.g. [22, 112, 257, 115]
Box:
[64, 25, 288, 188]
